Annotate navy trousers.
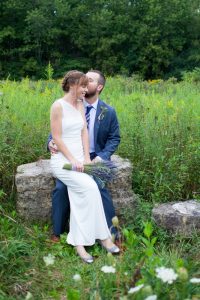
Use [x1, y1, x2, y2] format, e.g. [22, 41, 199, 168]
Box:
[52, 153, 117, 237]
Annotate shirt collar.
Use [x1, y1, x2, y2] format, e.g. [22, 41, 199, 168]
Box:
[84, 98, 99, 110]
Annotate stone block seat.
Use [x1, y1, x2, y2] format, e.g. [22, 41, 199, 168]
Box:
[15, 155, 136, 222]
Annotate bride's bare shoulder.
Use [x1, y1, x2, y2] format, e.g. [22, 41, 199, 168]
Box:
[51, 98, 62, 108]
[51, 99, 63, 114]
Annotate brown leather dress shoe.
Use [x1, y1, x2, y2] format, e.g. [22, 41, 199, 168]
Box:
[51, 235, 60, 243]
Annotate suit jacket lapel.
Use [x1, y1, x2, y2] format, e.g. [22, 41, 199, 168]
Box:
[94, 100, 102, 146]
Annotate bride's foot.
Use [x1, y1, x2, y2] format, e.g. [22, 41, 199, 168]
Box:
[100, 238, 120, 254]
[75, 245, 94, 264]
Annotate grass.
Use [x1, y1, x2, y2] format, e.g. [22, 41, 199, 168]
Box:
[0, 201, 200, 299]
[0, 77, 200, 299]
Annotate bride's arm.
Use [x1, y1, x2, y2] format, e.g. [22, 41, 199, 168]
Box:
[78, 102, 91, 164]
[50, 101, 83, 170]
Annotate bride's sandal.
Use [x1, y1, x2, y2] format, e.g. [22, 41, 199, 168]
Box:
[100, 240, 120, 254]
[78, 254, 94, 264]
[75, 246, 94, 264]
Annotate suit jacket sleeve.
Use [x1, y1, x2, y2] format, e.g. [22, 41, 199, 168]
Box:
[96, 108, 120, 160]
[47, 133, 53, 152]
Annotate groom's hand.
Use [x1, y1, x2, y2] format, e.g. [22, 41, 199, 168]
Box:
[48, 139, 58, 154]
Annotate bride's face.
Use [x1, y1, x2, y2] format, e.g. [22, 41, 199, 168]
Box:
[75, 84, 88, 100]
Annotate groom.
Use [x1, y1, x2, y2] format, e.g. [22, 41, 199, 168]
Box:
[48, 70, 120, 242]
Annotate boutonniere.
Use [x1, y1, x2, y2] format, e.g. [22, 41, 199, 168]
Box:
[98, 106, 108, 121]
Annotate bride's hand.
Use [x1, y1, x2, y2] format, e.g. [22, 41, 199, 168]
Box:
[70, 159, 84, 172]
[83, 158, 92, 165]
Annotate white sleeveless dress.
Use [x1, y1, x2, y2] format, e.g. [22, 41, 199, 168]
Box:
[50, 99, 111, 246]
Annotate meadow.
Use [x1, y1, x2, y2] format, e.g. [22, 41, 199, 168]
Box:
[0, 77, 200, 299]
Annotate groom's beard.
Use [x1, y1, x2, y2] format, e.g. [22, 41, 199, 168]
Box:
[85, 88, 98, 99]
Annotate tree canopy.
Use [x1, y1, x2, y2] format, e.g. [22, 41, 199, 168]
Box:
[0, 0, 200, 79]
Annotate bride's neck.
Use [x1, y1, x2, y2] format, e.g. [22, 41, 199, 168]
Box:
[63, 93, 77, 106]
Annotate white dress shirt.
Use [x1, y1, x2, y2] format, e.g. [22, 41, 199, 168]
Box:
[84, 99, 98, 153]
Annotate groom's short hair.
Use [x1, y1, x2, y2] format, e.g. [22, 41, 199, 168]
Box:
[89, 69, 106, 94]
[89, 70, 106, 87]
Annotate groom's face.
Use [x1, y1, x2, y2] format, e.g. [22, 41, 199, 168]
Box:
[85, 72, 100, 98]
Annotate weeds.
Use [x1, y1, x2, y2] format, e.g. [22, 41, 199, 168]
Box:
[0, 207, 200, 299]
[0, 77, 200, 298]
[0, 77, 200, 202]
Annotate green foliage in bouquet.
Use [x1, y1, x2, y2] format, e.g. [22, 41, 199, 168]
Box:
[63, 161, 117, 188]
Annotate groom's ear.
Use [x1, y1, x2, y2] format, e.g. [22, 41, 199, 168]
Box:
[97, 84, 103, 93]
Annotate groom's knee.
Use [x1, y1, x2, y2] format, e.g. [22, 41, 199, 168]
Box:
[53, 179, 68, 199]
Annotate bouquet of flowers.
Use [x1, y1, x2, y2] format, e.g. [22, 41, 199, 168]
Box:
[63, 160, 118, 188]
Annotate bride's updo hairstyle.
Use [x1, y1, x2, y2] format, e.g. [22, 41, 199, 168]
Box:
[62, 70, 88, 92]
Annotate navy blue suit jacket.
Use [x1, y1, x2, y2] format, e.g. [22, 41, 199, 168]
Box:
[48, 99, 120, 160]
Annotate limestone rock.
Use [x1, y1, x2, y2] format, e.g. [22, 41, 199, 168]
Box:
[152, 200, 200, 235]
[15, 160, 55, 221]
[15, 155, 135, 221]
[107, 155, 135, 215]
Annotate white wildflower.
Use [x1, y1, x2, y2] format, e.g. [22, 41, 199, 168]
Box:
[101, 265, 116, 273]
[43, 253, 55, 266]
[25, 292, 33, 300]
[128, 284, 144, 294]
[144, 295, 157, 300]
[73, 274, 81, 281]
[124, 272, 128, 276]
[190, 278, 200, 284]
[156, 267, 178, 284]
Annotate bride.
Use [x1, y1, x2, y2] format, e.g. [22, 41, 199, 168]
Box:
[50, 70, 119, 263]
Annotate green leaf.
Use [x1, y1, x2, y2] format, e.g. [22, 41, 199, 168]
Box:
[67, 289, 80, 300]
[143, 222, 153, 239]
[141, 237, 151, 247]
[151, 237, 157, 246]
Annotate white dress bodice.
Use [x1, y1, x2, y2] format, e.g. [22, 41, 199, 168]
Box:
[52, 98, 84, 164]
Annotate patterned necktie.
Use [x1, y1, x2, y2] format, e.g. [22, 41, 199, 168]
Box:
[85, 105, 93, 129]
